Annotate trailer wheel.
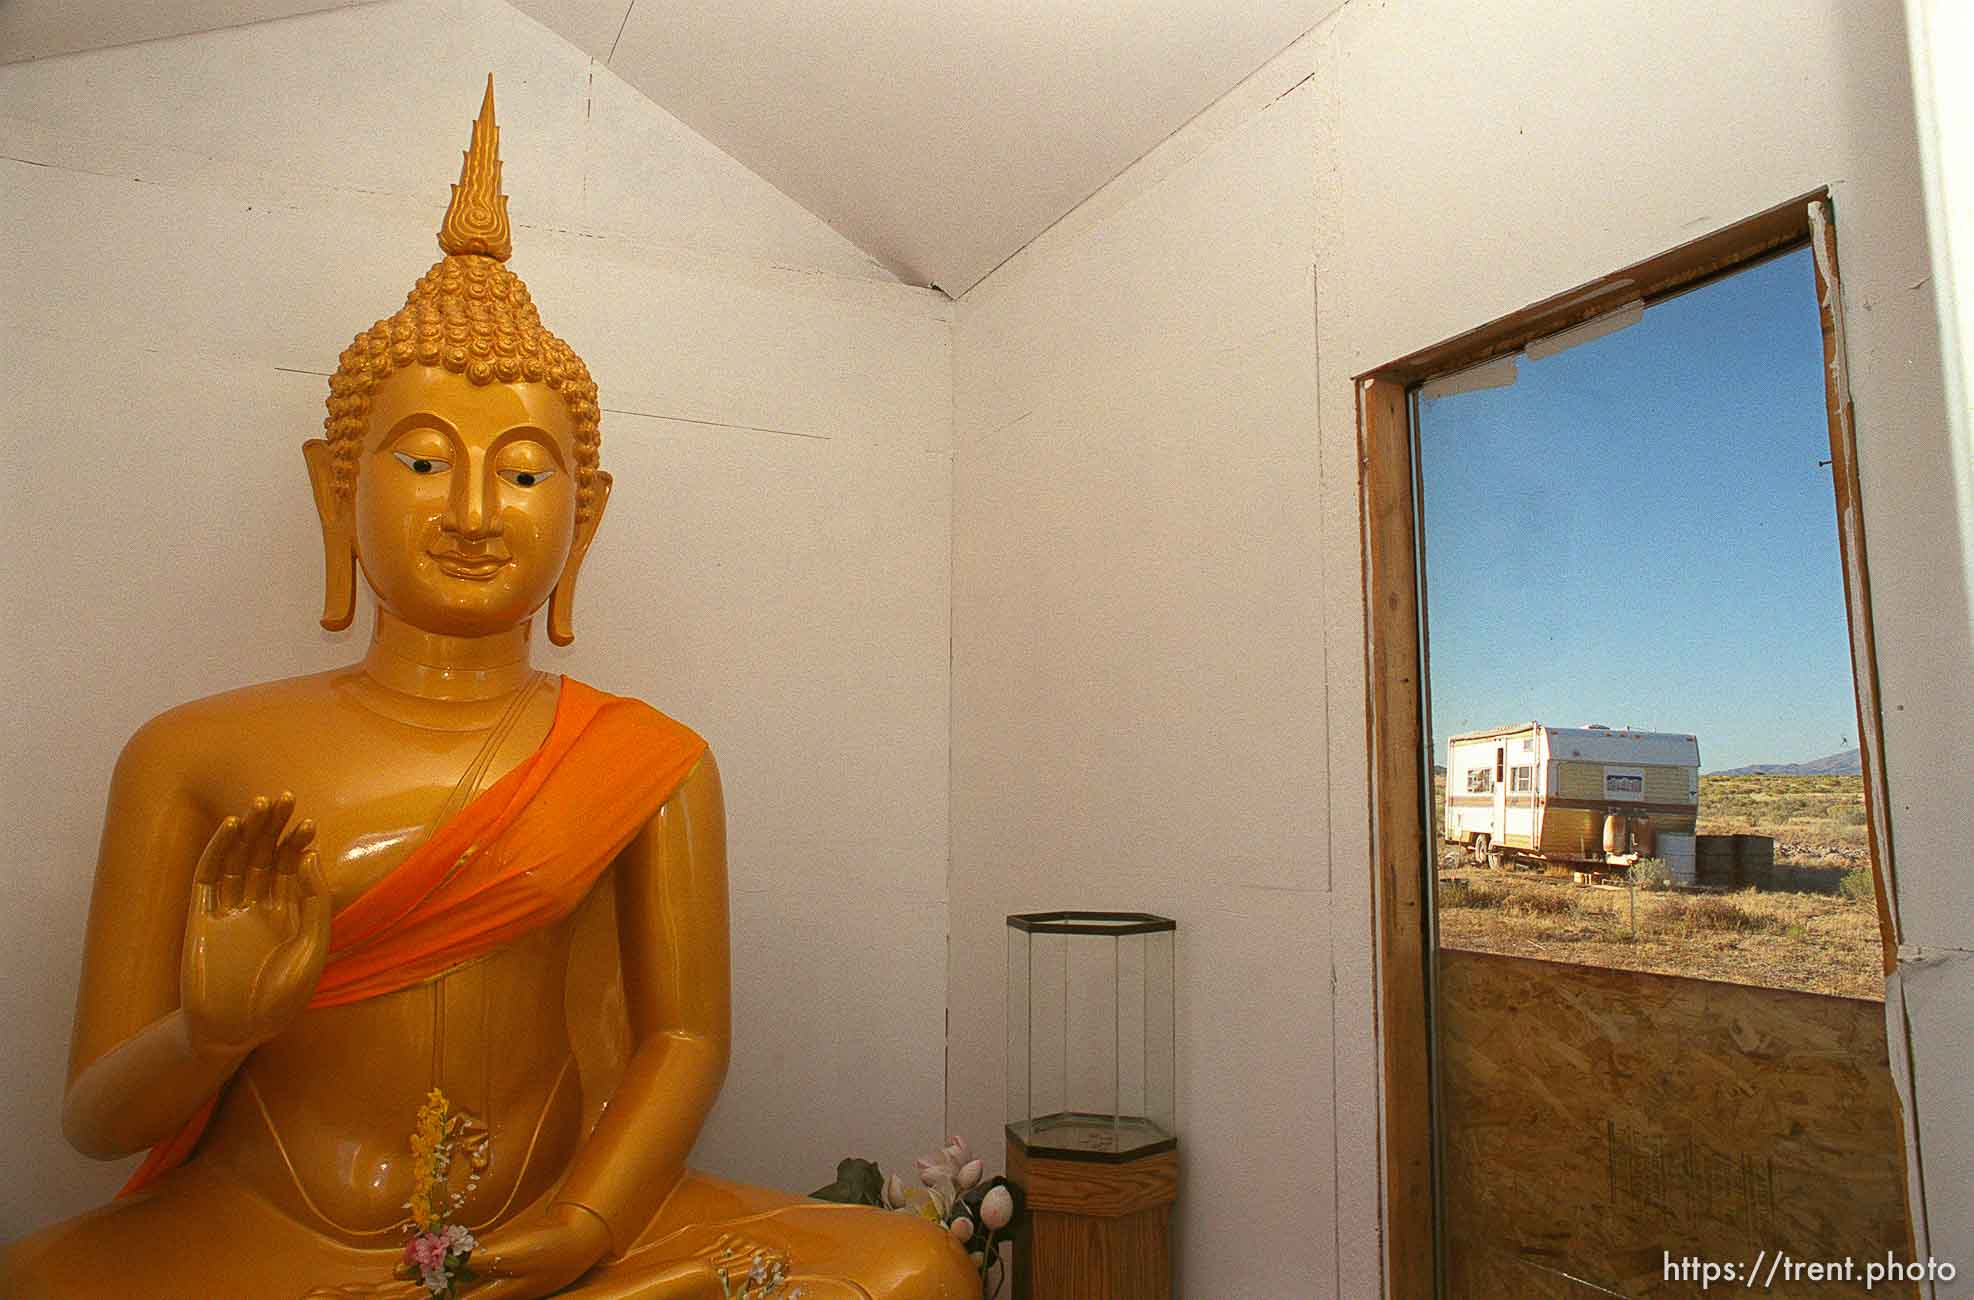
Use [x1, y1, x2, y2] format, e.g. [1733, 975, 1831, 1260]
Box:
[1487, 846, 1506, 871]
[1470, 834, 1490, 865]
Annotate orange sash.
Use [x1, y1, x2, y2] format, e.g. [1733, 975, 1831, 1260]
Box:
[118, 677, 707, 1197]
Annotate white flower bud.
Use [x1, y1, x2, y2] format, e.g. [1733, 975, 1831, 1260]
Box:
[980, 1184, 1015, 1231]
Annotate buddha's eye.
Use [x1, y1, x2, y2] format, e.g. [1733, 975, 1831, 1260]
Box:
[392, 451, 451, 476]
[498, 466, 555, 488]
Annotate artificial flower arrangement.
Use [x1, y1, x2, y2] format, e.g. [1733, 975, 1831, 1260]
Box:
[716, 1250, 801, 1299]
[396, 1089, 482, 1298]
[812, 1135, 1023, 1298]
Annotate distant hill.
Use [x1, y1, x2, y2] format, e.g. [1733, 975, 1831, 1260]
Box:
[1709, 748, 1862, 777]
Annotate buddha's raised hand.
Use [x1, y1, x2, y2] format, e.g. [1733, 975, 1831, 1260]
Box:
[181, 793, 330, 1053]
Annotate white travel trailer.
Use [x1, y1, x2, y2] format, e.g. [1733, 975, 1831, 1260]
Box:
[1442, 722, 1700, 868]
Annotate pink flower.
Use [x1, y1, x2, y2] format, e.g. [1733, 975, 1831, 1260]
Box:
[407, 1232, 449, 1271]
[956, 1158, 984, 1190]
[980, 1185, 1015, 1231]
[948, 1215, 975, 1243]
[919, 1136, 974, 1182]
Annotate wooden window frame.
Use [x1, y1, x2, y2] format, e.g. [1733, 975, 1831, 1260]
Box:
[1355, 189, 1903, 1298]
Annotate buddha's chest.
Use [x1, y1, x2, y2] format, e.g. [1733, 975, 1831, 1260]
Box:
[197, 699, 559, 909]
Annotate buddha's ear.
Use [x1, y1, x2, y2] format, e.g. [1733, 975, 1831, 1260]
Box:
[548, 470, 611, 647]
[302, 439, 357, 632]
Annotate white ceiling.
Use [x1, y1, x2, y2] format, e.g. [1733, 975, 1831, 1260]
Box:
[526, 0, 1335, 294]
[0, 0, 379, 64]
[3, 0, 1336, 296]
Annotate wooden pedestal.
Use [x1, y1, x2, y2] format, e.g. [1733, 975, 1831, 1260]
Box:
[1007, 1138, 1178, 1300]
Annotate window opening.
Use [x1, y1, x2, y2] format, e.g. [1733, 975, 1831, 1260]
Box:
[1419, 245, 1882, 999]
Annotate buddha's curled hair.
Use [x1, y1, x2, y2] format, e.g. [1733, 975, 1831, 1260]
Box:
[322, 78, 601, 521]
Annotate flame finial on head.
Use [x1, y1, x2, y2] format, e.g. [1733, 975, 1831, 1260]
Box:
[439, 75, 512, 261]
[325, 77, 600, 532]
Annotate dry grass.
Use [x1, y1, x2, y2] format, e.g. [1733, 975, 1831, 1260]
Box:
[1435, 867, 1883, 999]
[1648, 893, 1786, 935]
[1430, 773, 1884, 998]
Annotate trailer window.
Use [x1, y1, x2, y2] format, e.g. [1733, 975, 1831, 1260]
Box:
[1510, 766, 1533, 794]
[1464, 768, 1492, 794]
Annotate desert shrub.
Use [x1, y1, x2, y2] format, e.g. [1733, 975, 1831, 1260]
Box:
[1439, 881, 1585, 919]
[1505, 888, 1575, 918]
[1838, 805, 1871, 826]
[1629, 859, 1673, 891]
[1439, 881, 1504, 910]
[1650, 894, 1785, 935]
[1839, 867, 1876, 904]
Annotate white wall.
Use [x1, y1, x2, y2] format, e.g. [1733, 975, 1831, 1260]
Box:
[950, 38, 1350, 1295]
[1311, 0, 1967, 1281]
[952, 0, 1965, 1295]
[0, 0, 955, 1240]
[1903, 0, 1974, 1278]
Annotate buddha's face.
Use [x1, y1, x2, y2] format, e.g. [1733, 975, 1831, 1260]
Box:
[351, 365, 581, 637]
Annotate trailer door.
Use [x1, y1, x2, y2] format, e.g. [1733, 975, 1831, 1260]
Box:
[1491, 745, 1506, 841]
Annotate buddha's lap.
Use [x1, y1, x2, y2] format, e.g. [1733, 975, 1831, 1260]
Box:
[4, 1166, 977, 1299]
[618, 1172, 978, 1297]
[4, 1161, 380, 1298]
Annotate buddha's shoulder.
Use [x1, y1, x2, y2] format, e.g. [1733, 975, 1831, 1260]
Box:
[117, 671, 353, 758]
[569, 679, 713, 755]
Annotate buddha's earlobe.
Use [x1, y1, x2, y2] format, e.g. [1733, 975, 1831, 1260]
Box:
[548, 471, 611, 647]
[302, 439, 358, 632]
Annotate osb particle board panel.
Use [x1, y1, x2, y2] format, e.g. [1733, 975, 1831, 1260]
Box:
[1438, 950, 1913, 1298]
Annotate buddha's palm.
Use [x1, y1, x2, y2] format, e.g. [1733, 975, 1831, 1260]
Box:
[180, 793, 331, 1053]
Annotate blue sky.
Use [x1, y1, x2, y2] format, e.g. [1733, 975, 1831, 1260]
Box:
[1417, 246, 1858, 773]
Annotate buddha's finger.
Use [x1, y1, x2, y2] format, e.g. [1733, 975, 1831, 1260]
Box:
[217, 805, 260, 910]
[272, 862, 302, 922]
[297, 851, 331, 937]
[194, 817, 239, 886]
[247, 802, 290, 902]
[237, 793, 272, 844]
[244, 864, 274, 910]
[220, 798, 272, 900]
[241, 793, 284, 873]
[263, 793, 298, 866]
[273, 818, 318, 877]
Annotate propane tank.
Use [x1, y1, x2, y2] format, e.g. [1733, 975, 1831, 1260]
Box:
[1603, 813, 1630, 856]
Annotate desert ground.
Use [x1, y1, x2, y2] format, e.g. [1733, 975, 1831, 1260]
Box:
[1434, 773, 1883, 999]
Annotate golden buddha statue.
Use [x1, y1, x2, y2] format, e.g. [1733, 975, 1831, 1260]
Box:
[3, 80, 976, 1300]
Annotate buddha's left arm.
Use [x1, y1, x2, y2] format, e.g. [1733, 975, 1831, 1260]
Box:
[551, 750, 731, 1251]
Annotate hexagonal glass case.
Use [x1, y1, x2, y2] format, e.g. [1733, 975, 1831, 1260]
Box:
[1006, 911, 1176, 1161]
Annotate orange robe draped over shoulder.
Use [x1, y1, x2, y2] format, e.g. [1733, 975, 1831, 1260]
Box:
[119, 677, 707, 1196]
